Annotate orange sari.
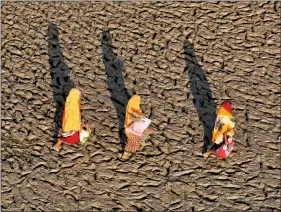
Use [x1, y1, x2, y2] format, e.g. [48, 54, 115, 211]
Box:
[212, 101, 235, 144]
[211, 101, 235, 159]
[124, 95, 142, 128]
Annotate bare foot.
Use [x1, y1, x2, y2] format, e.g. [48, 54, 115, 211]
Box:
[203, 150, 212, 158]
[118, 151, 131, 161]
[203, 152, 209, 158]
[52, 145, 61, 152]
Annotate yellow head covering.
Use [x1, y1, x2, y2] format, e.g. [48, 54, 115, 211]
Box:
[124, 95, 142, 128]
[62, 88, 81, 132]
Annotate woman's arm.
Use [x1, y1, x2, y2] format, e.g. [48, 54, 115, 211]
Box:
[132, 112, 142, 118]
[223, 133, 228, 145]
[128, 113, 142, 121]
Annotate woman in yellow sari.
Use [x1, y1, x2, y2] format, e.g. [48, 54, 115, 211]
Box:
[52, 88, 90, 151]
[207, 101, 235, 159]
[119, 95, 153, 160]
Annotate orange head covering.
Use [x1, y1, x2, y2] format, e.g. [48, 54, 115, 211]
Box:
[124, 95, 142, 128]
[221, 101, 232, 113]
[62, 88, 81, 132]
[216, 101, 233, 117]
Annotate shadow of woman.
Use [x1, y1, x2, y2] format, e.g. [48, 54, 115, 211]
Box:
[47, 23, 75, 145]
[183, 41, 216, 153]
[101, 31, 132, 148]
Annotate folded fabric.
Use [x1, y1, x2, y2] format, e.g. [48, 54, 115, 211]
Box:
[127, 117, 151, 136]
[80, 128, 91, 144]
[62, 131, 76, 137]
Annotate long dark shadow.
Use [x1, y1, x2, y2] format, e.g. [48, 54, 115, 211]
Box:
[183, 41, 216, 153]
[101, 31, 132, 147]
[47, 23, 75, 145]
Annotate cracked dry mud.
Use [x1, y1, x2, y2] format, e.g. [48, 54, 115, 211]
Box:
[1, 2, 281, 211]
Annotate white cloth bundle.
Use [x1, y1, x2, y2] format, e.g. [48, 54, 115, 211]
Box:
[127, 117, 151, 136]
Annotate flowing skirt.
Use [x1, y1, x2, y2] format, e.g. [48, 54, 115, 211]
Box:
[60, 131, 80, 144]
[125, 128, 153, 152]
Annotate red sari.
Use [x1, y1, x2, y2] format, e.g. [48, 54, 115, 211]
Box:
[59, 105, 82, 144]
[60, 131, 80, 144]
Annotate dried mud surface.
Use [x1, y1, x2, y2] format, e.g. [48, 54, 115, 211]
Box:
[1, 2, 281, 211]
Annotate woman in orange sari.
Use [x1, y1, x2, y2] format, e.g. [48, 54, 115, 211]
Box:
[207, 101, 235, 159]
[119, 95, 153, 160]
[52, 88, 90, 151]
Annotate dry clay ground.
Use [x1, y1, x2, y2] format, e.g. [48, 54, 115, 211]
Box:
[1, 2, 281, 211]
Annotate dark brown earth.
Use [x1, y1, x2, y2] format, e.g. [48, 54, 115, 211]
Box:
[1, 2, 281, 211]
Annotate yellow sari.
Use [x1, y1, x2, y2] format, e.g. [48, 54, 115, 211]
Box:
[62, 88, 81, 132]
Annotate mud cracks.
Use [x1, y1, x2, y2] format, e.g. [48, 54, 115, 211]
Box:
[1, 2, 281, 211]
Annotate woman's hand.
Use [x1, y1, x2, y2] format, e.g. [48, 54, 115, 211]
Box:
[132, 112, 143, 118]
[132, 117, 142, 122]
[129, 112, 143, 121]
